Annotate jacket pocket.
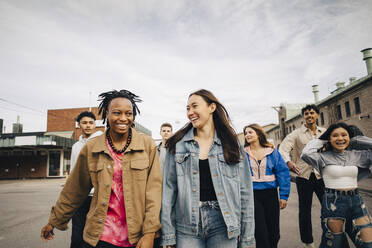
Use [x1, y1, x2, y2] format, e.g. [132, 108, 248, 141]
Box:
[130, 159, 149, 181]
[175, 153, 190, 176]
[89, 163, 104, 187]
[218, 154, 238, 178]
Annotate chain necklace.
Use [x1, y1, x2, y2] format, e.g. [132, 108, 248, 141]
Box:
[106, 128, 132, 154]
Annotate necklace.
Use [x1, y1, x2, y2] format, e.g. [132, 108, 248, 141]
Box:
[106, 128, 132, 154]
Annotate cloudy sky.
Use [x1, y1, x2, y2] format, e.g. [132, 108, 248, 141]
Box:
[0, 0, 371, 139]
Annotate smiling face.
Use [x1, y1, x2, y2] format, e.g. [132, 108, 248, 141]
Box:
[79, 116, 96, 138]
[186, 94, 216, 130]
[244, 127, 259, 145]
[329, 127, 350, 153]
[107, 97, 134, 136]
[303, 108, 319, 127]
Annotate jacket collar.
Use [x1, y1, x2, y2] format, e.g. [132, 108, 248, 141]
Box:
[300, 124, 323, 134]
[245, 146, 274, 158]
[91, 128, 145, 154]
[183, 126, 222, 146]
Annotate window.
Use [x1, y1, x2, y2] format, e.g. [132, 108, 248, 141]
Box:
[345, 101, 351, 117]
[320, 112, 325, 126]
[292, 125, 296, 130]
[48, 151, 61, 176]
[354, 97, 361, 114]
[336, 105, 342, 120]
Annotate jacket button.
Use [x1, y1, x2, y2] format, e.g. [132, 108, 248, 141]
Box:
[98, 218, 103, 223]
[102, 202, 107, 206]
[107, 165, 111, 169]
[192, 188, 196, 192]
[106, 184, 110, 188]
[191, 153, 195, 157]
[192, 207, 196, 212]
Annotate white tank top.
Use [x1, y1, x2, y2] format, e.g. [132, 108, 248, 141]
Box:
[322, 165, 358, 189]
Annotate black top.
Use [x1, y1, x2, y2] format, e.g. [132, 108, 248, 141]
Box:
[257, 160, 261, 164]
[199, 159, 217, 201]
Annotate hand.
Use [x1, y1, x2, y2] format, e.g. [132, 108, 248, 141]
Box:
[279, 199, 287, 209]
[136, 233, 155, 248]
[40, 223, 55, 241]
[287, 161, 300, 175]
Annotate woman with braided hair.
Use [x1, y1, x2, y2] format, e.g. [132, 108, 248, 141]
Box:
[41, 90, 162, 248]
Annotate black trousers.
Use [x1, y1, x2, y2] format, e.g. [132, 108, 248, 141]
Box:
[254, 188, 280, 248]
[83, 238, 161, 248]
[71, 196, 92, 248]
[295, 173, 325, 244]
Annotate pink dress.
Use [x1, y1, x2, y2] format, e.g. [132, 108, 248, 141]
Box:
[99, 139, 135, 247]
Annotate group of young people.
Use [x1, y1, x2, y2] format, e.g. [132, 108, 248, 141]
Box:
[40, 89, 372, 248]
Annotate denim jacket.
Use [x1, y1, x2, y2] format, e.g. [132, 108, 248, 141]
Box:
[161, 128, 255, 248]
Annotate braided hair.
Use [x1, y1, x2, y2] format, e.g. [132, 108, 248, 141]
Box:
[98, 90, 142, 128]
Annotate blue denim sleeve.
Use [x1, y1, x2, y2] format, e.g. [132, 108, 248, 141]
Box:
[160, 150, 178, 246]
[273, 149, 291, 201]
[239, 147, 255, 248]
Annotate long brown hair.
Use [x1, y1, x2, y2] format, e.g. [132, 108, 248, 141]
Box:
[166, 89, 241, 164]
[243, 123, 274, 148]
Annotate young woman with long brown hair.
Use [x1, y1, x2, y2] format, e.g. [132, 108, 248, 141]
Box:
[243, 123, 290, 248]
[160, 89, 255, 248]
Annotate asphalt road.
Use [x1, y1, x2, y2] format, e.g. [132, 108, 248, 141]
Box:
[0, 179, 371, 248]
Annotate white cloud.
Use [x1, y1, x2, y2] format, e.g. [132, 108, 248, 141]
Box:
[0, 0, 371, 139]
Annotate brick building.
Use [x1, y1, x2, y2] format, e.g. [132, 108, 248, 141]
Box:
[266, 48, 372, 147]
[0, 132, 74, 179]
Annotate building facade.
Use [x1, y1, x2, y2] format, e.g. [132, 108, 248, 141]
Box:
[266, 48, 372, 147]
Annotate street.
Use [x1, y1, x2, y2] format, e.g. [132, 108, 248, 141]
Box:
[0, 179, 371, 248]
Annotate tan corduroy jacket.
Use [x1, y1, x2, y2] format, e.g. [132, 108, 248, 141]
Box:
[48, 129, 162, 246]
[279, 124, 326, 180]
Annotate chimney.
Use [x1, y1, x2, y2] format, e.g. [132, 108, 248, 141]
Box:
[335, 81, 345, 90]
[0, 119, 3, 135]
[361, 48, 372, 75]
[312, 85, 319, 103]
[12, 116, 23, 134]
[349, 77, 357, 84]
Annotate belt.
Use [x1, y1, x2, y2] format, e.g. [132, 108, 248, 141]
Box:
[325, 188, 359, 196]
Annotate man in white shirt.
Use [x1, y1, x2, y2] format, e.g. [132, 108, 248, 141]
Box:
[70, 111, 103, 248]
[157, 123, 173, 173]
[279, 104, 326, 248]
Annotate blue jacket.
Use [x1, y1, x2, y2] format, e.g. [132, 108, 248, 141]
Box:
[161, 127, 255, 248]
[245, 147, 290, 200]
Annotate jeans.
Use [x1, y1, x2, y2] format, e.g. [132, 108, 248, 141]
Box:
[254, 188, 280, 248]
[320, 188, 372, 248]
[295, 173, 324, 244]
[176, 201, 238, 248]
[71, 196, 92, 248]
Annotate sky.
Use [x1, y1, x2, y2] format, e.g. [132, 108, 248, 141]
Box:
[0, 0, 371, 139]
